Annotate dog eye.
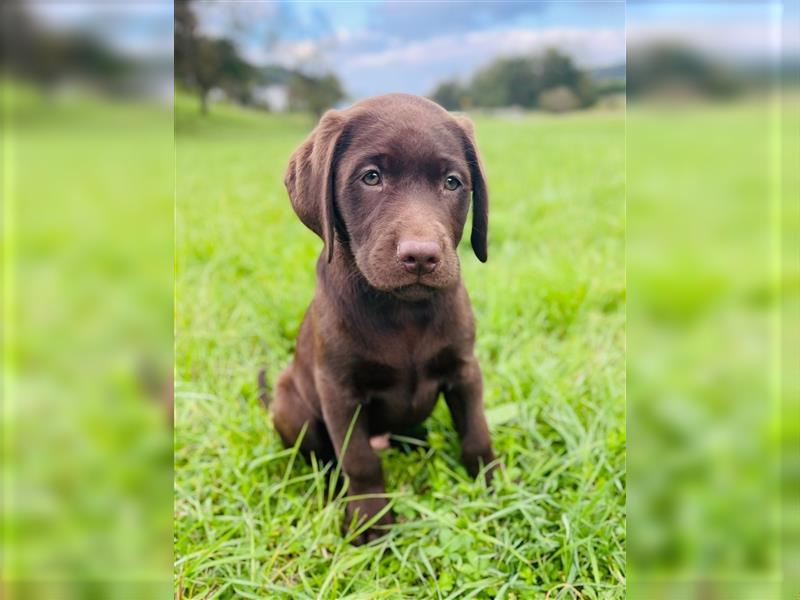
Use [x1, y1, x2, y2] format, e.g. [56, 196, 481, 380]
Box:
[444, 176, 461, 191]
[362, 170, 381, 186]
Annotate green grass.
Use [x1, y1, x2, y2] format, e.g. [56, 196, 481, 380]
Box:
[3, 83, 173, 595]
[175, 95, 625, 599]
[625, 99, 797, 599]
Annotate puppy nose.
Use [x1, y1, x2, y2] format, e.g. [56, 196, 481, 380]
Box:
[397, 240, 442, 275]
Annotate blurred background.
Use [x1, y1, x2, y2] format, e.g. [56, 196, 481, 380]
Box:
[626, 2, 799, 599]
[2, 1, 173, 598]
[1, 0, 798, 598]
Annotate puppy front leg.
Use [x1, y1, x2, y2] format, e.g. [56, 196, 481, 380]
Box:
[317, 374, 393, 544]
[444, 356, 497, 485]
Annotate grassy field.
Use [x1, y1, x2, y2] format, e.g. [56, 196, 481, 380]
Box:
[625, 99, 796, 599]
[3, 84, 173, 596]
[174, 94, 625, 599]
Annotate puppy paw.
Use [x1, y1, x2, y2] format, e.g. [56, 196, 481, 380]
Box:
[343, 498, 394, 545]
[463, 448, 499, 486]
[482, 460, 502, 487]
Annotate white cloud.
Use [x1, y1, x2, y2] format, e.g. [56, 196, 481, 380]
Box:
[330, 26, 625, 97]
[194, 2, 279, 39]
[256, 26, 624, 86]
[347, 27, 625, 72]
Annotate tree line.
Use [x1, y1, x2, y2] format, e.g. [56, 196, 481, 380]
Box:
[175, 0, 344, 116]
[429, 49, 619, 113]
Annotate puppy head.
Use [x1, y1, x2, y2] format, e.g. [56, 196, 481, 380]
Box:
[284, 93, 488, 301]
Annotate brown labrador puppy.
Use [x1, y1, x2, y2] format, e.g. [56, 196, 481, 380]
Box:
[271, 93, 496, 544]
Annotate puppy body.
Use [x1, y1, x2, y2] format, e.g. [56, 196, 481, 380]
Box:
[271, 94, 496, 544]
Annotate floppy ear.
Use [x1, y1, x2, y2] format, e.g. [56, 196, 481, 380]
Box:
[284, 110, 346, 262]
[455, 116, 489, 263]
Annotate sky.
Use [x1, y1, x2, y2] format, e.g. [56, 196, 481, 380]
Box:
[627, 1, 796, 64]
[25, 1, 797, 101]
[193, 1, 627, 98]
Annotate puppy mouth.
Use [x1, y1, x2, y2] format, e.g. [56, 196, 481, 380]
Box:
[389, 282, 439, 301]
[354, 243, 458, 298]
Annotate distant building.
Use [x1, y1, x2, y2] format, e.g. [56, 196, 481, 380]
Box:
[253, 84, 290, 112]
[208, 87, 227, 104]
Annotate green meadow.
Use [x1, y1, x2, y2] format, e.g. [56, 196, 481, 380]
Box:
[175, 93, 626, 598]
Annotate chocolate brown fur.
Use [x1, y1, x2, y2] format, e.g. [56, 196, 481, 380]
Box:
[271, 93, 496, 544]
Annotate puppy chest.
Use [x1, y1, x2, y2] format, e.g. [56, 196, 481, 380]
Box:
[349, 347, 463, 427]
[350, 346, 461, 394]
[360, 370, 441, 429]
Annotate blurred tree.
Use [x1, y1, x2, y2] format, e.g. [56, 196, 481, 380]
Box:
[212, 38, 255, 106]
[174, 0, 348, 117]
[627, 43, 739, 100]
[595, 79, 627, 96]
[174, 0, 255, 114]
[430, 48, 598, 112]
[1, 0, 132, 94]
[471, 57, 539, 108]
[192, 37, 222, 114]
[537, 48, 597, 108]
[288, 72, 345, 118]
[430, 80, 468, 111]
[537, 49, 579, 90]
[174, 0, 198, 88]
[538, 86, 581, 113]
